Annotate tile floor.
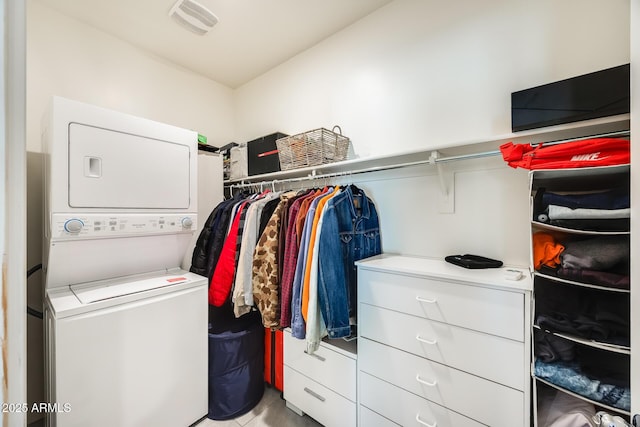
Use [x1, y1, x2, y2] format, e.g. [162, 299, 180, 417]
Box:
[28, 386, 321, 427]
[194, 386, 322, 427]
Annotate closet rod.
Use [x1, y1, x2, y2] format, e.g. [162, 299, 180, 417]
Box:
[226, 129, 630, 190]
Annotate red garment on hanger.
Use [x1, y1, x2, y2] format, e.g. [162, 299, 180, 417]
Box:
[500, 138, 630, 170]
[209, 201, 248, 306]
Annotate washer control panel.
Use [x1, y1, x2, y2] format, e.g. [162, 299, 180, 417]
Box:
[51, 213, 197, 239]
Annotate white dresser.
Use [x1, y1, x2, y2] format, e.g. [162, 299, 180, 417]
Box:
[283, 328, 357, 427]
[356, 254, 532, 427]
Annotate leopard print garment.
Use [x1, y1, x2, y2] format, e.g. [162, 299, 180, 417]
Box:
[252, 195, 291, 328]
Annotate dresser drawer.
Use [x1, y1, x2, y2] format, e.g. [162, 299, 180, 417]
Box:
[359, 338, 524, 427]
[359, 303, 525, 390]
[284, 365, 356, 427]
[358, 269, 524, 341]
[359, 406, 398, 427]
[360, 372, 485, 427]
[283, 329, 356, 400]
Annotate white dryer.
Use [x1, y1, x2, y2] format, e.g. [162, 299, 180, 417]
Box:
[42, 97, 208, 426]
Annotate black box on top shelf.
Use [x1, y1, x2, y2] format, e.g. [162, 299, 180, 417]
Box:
[511, 64, 630, 132]
[247, 132, 287, 176]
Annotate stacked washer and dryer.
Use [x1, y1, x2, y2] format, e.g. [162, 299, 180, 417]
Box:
[42, 97, 208, 426]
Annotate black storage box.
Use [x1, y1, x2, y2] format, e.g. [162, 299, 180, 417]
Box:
[247, 132, 287, 176]
[511, 64, 629, 132]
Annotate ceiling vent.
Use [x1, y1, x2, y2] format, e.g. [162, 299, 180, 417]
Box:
[169, 0, 218, 35]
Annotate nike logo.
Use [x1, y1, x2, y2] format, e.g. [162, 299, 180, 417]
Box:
[570, 152, 609, 161]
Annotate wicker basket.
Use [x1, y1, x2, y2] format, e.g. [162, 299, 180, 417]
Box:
[276, 126, 350, 171]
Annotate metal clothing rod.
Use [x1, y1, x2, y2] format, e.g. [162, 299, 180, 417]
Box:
[226, 129, 630, 190]
[228, 158, 439, 190]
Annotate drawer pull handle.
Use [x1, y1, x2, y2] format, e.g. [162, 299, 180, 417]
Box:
[416, 335, 437, 345]
[303, 350, 326, 362]
[416, 296, 437, 304]
[303, 387, 326, 402]
[416, 374, 437, 387]
[416, 414, 437, 427]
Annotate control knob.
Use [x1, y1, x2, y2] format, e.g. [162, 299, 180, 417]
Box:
[64, 218, 84, 234]
[181, 217, 193, 229]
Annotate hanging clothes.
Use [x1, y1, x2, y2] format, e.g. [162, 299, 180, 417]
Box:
[279, 190, 315, 328]
[233, 191, 279, 317]
[290, 189, 330, 338]
[305, 187, 342, 353]
[317, 185, 381, 339]
[190, 192, 243, 280]
[209, 200, 250, 306]
[252, 192, 297, 328]
[301, 186, 341, 322]
[192, 182, 382, 339]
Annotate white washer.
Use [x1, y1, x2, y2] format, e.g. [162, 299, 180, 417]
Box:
[42, 97, 208, 427]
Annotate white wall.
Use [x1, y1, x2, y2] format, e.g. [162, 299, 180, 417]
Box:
[25, 1, 235, 420]
[299, 156, 533, 265]
[235, 0, 629, 157]
[27, 1, 235, 152]
[235, 0, 630, 265]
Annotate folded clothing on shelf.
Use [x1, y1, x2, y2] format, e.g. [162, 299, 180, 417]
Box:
[534, 279, 630, 346]
[534, 359, 631, 412]
[536, 311, 629, 347]
[548, 205, 631, 221]
[533, 188, 630, 232]
[541, 188, 630, 211]
[500, 138, 630, 170]
[544, 219, 630, 233]
[533, 232, 565, 270]
[533, 234, 630, 290]
[555, 268, 630, 290]
[535, 330, 576, 363]
[561, 236, 629, 273]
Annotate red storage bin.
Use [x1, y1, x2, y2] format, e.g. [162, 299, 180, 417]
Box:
[264, 328, 283, 391]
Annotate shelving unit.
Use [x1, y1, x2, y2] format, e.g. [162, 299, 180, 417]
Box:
[529, 162, 632, 424]
[224, 115, 630, 186]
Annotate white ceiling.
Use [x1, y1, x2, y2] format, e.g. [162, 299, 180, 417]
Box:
[37, 0, 393, 88]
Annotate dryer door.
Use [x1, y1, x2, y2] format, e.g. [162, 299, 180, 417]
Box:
[68, 123, 191, 209]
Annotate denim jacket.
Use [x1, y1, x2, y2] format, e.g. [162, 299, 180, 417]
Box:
[318, 186, 381, 338]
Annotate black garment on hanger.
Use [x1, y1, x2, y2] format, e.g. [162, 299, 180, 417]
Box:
[190, 203, 225, 277]
[191, 192, 243, 277]
[258, 198, 280, 237]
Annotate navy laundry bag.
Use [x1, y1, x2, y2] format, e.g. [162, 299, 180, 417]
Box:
[208, 309, 265, 420]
